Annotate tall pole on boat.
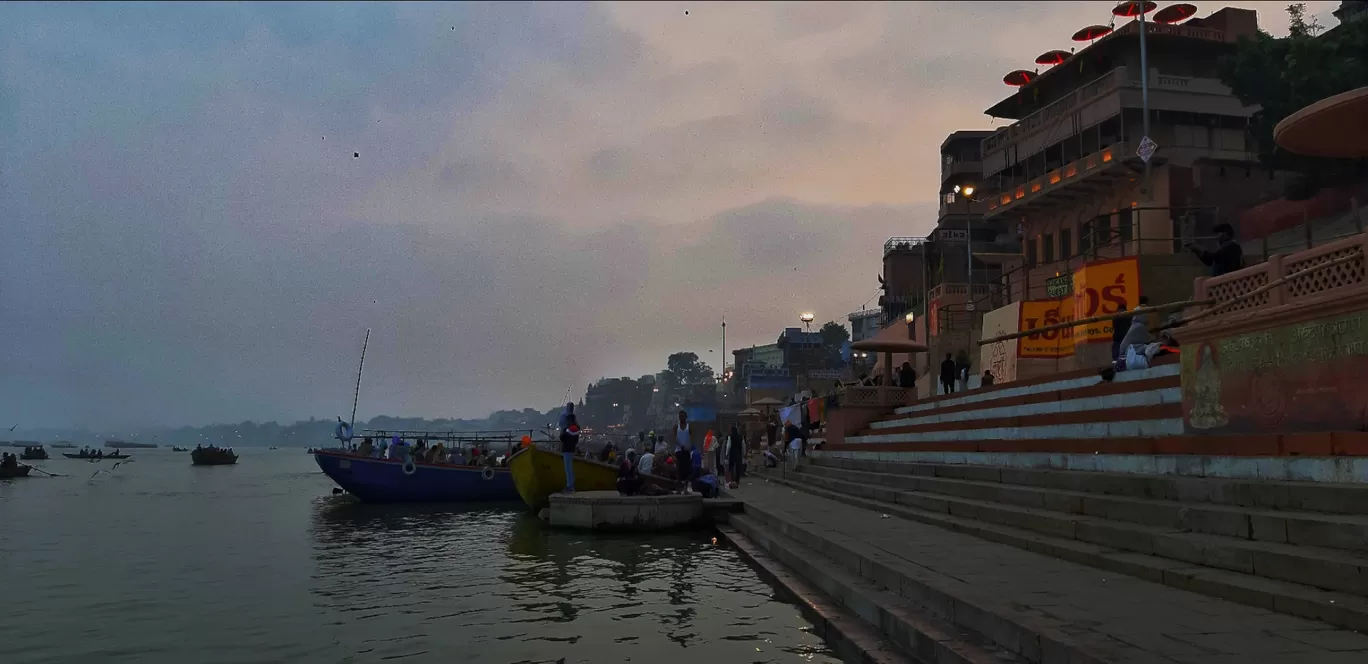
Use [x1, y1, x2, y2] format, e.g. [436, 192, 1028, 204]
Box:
[350, 328, 370, 427]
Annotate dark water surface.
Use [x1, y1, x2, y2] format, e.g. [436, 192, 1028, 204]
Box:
[1, 449, 839, 664]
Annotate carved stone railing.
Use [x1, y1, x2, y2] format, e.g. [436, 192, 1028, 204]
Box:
[842, 386, 913, 408]
[1194, 232, 1368, 321]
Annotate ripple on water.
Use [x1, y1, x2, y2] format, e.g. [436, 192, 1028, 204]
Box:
[3, 453, 841, 663]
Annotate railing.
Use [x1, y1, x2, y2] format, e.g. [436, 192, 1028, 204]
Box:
[984, 68, 1125, 153]
[964, 205, 1225, 314]
[1196, 233, 1368, 321]
[884, 236, 929, 255]
[842, 386, 913, 408]
[985, 142, 1127, 216]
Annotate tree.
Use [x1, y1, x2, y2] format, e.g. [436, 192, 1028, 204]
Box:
[665, 351, 714, 387]
[1218, 6, 1368, 185]
[818, 321, 851, 368]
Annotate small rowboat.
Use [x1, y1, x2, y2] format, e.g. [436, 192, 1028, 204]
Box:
[0, 464, 32, 478]
[63, 453, 130, 460]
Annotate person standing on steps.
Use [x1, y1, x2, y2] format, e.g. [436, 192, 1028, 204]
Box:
[673, 410, 693, 493]
[940, 353, 957, 395]
[558, 402, 580, 494]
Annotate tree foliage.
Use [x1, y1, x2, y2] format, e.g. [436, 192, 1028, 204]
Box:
[1218, 5, 1368, 183]
[818, 321, 851, 368]
[664, 351, 714, 387]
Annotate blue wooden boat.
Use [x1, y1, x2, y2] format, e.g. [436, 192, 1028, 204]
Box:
[314, 450, 519, 503]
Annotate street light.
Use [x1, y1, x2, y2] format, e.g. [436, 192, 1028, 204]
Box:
[799, 312, 815, 332]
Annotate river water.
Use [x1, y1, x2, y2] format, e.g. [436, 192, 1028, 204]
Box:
[1, 449, 839, 664]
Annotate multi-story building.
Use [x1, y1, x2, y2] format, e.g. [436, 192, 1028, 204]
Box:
[977, 6, 1284, 305]
[880, 131, 1020, 386]
[846, 309, 882, 343]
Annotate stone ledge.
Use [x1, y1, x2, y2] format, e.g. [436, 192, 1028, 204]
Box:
[548, 490, 704, 531]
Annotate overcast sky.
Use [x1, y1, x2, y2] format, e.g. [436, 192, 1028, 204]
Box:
[1, 1, 1337, 428]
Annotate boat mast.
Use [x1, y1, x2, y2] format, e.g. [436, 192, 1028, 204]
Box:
[350, 329, 370, 428]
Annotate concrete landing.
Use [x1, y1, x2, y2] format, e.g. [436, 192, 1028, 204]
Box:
[548, 490, 704, 531]
[733, 479, 1368, 663]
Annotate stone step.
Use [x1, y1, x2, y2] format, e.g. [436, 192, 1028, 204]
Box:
[894, 362, 1180, 416]
[799, 462, 1368, 553]
[736, 478, 1368, 662]
[791, 467, 1368, 597]
[716, 523, 917, 664]
[850, 404, 1184, 443]
[723, 518, 1025, 664]
[872, 380, 1180, 430]
[761, 472, 1368, 631]
[811, 456, 1368, 516]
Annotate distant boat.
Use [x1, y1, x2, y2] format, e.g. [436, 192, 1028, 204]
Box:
[191, 446, 237, 466]
[106, 440, 156, 449]
[314, 450, 519, 503]
[171, 446, 189, 452]
[64, 451, 130, 460]
[50, 442, 76, 449]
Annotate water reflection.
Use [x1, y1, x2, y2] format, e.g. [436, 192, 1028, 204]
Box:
[307, 498, 840, 663]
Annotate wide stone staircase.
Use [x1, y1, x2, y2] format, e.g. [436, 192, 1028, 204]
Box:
[722, 359, 1368, 663]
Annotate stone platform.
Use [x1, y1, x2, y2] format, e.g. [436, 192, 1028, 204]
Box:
[547, 490, 705, 531]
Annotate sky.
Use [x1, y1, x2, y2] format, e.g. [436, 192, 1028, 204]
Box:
[0, 1, 1341, 429]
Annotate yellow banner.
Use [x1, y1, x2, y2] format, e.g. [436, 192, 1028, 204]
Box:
[1071, 258, 1139, 344]
[1018, 299, 1076, 358]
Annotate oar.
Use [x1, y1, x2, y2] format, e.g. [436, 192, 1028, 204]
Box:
[26, 466, 65, 477]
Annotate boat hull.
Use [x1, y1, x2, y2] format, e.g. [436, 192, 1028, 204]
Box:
[0, 465, 32, 478]
[62, 453, 129, 460]
[19, 452, 48, 460]
[314, 451, 519, 503]
[507, 446, 620, 509]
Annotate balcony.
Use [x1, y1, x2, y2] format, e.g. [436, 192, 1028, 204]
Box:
[984, 141, 1137, 219]
[883, 236, 929, 256]
[983, 68, 1126, 157]
[941, 159, 982, 186]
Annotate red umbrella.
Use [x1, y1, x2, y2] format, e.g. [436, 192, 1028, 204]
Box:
[1071, 25, 1114, 42]
[1035, 50, 1072, 66]
[1112, 1, 1158, 18]
[1154, 3, 1198, 24]
[1003, 69, 1035, 87]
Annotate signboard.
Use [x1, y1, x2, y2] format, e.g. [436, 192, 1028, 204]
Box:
[807, 369, 842, 380]
[937, 229, 968, 242]
[1045, 273, 1074, 298]
[1018, 299, 1076, 358]
[1137, 136, 1158, 163]
[1071, 257, 1139, 345]
[979, 302, 1021, 384]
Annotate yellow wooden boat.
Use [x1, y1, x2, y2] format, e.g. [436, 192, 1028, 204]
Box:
[508, 446, 620, 509]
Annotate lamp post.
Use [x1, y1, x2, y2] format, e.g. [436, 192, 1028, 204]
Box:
[954, 183, 979, 307]
[1111, 1, 1155, 197]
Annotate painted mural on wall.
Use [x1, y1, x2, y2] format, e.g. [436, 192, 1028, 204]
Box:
[979, 301, 1021, 383]
[1182, 310, 1368, 434]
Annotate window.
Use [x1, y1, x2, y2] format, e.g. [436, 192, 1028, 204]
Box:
[1026, 235, 1038, 267]
[1079, 219, 1093, 253]
[1117, 209, 1133, 244]
[1043, 233, 1055, 263]
[1059, 228, 1072, 258]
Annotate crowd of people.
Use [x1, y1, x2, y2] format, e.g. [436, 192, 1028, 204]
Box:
[556, 404, 751, 499]
[347, 435, 515, 468]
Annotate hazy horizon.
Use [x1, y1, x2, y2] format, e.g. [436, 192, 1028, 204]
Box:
[2, 1, 1331, 430]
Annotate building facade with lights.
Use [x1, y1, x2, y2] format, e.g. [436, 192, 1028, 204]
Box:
[967, 4, 1298, 377]
[978, 6, 1282, 304]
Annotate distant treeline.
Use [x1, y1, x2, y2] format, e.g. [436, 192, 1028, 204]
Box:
[17, 408, 565, 448]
